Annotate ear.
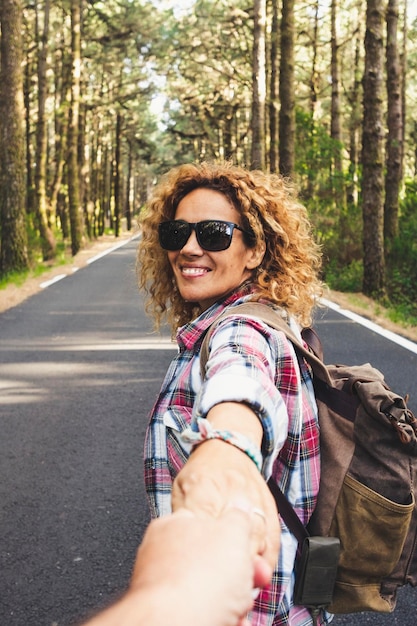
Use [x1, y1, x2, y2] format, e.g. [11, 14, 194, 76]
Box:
[245, 240, 266, 270]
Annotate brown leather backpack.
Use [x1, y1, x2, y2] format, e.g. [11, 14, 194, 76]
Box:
[200, 302, 417, 615]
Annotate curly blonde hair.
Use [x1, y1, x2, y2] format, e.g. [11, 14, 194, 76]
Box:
[137, 161, 323, 331]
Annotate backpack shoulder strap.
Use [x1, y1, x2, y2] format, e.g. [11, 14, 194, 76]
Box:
[200, 301, 332, 387]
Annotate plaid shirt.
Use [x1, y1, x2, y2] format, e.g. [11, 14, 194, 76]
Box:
[144, 285, 330, 626]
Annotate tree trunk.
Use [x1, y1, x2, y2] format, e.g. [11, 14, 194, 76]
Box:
[49, 48, 71, 230]
[35, 0, 56, 260]
[125, 140, 132, 232]
[269, 0, 279, 173]
[384, 0, 403, 246]
[309, 0, 319, 119]
[330, 0, 345, 210]
[0, 0, 29, 275]
[78, 101, 90, 238]
[67, 0, 83, 256]
[346, 10, 363, 208]
[361, 0, 386, 298]
[251, 0, 266, 170]
[400, 2, 407, 172]
[24, 46, 35, 215]
[279, 0, 295, 178]
[113, 112, 122, 238]
[101, 143, 111, 235]
[304, 0, 319, 199]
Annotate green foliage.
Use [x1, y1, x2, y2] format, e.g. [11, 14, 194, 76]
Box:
[322, 259, 363, 293]
[295, 110, 363, 270]
[157, 0, 253, 163]
[26, 219, 67, 268]
[295, 109, 338, 190]
[322, 179, 417, 327]
[0, 268, 30, 290]
[0, 229, 69, 290]
[385, 179, 417, 317]
[385, 301, 417, 329]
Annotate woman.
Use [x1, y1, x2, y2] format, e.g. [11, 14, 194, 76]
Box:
[137, 161, 328, 625]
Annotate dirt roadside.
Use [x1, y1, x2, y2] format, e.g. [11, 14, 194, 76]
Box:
[1, 232, 416, 344]
[321, 289, 417, 343]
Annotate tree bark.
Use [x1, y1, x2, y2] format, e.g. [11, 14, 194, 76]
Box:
[279, 0, 295, 178]
[49, 47, 71, 230]
[346, 9, 363, 208]
[331, 0, 345, 209]
[113, 112, 122, 238]
[0, 0, 29, 275]
[384, 0, 403, 245]
[251, 0, 266, 170]
[125, 139, 133, 232]
[24, 45, 35, 215]
[309, 0, 319, 119]
[35, 0, 57, 260]
[361, 0, 386, 297]
[269, 0, 279, 173]
[400, 2, 407, 171]
[67, 0, 83, 256]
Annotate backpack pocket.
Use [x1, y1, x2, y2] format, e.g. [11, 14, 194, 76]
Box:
[328, 473, 414, 613]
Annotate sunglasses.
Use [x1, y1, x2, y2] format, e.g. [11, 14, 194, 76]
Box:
[158, 219, 254, 252]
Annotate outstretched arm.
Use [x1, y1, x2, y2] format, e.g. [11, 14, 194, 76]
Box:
[172, 401, 281, 571]
[81, 505, 272, 626]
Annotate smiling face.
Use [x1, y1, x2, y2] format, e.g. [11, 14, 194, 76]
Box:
[167, 187, 263, 310]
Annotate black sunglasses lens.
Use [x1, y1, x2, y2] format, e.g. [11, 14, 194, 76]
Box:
[158, 220, 235, 251]
[197, 221, 233, 251]
[158, 221, 190, 250]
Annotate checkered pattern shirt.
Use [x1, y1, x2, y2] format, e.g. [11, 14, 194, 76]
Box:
[144, 285, 331, 625]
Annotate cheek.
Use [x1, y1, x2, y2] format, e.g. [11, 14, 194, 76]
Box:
[167, 252, 177, 268]
[228, 250, 253, 272]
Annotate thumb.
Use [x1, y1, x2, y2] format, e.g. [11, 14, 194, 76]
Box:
[253, 554, 273, 589]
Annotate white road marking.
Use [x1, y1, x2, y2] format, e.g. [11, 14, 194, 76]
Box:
[322, 298, 417, 355]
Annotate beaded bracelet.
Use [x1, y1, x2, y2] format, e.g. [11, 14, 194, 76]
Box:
[180, 417, 263, 472]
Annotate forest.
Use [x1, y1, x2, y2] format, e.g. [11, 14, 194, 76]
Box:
[0, 0, 416, 326]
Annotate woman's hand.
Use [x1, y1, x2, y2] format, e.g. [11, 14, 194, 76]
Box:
[172, 403, 280, 571]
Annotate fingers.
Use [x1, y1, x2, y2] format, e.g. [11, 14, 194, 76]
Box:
[217, 501, 275, 590]
[243, 491, 280, 572]
[172, 440, 280, 570]
[249, 506, 268, 556]
[253, 554, 273, 589]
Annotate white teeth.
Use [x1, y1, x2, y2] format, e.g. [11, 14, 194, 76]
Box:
[182, 267, 207, 275]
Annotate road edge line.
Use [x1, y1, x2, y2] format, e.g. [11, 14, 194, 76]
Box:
[321, 297, 417, 355]
[86, 233, 140, 265]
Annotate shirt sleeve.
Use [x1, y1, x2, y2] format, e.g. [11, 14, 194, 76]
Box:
[193, 315, 301, 478]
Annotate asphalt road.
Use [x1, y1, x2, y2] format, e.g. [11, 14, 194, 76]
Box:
[1, 237, 417, 625]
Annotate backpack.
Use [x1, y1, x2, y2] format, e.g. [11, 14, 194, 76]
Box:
[199, 301, 417, 616]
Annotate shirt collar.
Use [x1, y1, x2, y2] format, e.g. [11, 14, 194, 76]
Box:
[177, 281, 257, 351]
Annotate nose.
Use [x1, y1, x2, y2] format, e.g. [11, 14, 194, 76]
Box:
[179, 226, 203, 254]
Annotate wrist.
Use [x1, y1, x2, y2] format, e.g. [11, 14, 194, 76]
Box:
[181, 418, 263, 472]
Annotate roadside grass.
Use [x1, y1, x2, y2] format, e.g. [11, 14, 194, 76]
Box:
[0, 240, 69, 290]
[383, 302, 417, 330]
[0, 226, 120, 292]
[324, 260, 417, 340]
[328, 289, 417, 332]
